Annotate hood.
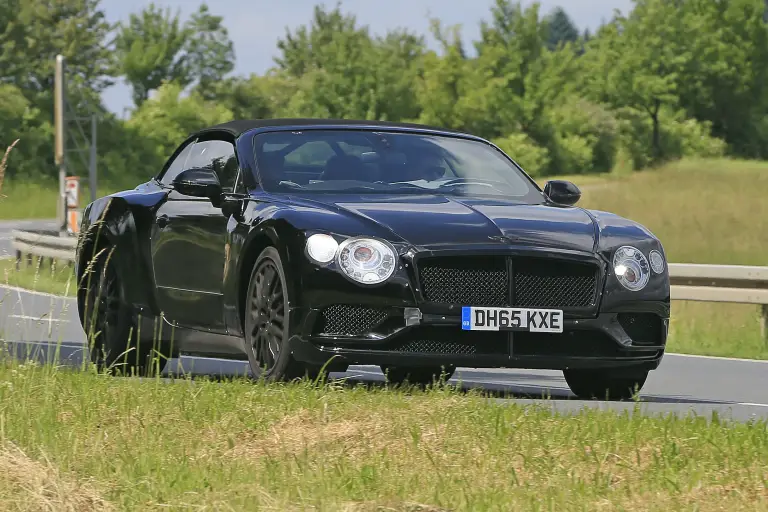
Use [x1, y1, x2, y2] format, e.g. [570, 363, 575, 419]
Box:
[290, 193, 599, 253]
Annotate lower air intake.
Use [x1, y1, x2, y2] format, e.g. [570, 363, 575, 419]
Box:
[315, 305, 388, 336]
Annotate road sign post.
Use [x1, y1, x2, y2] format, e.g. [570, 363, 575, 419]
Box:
[54, 55, 67, 235]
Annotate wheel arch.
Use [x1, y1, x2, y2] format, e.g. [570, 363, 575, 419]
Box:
[76, 196, 161, 320]
[236, 222, 301, 334]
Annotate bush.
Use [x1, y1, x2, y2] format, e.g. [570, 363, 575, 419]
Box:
[547, 97, 618, 174]
[613, 107, 727, 172]
[493, 133, 551, 177]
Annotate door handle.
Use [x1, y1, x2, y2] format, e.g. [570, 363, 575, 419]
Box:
[156, 214, 169, 228]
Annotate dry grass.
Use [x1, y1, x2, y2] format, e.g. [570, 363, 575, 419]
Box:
[0, 140, 17, 196]
[0, 442, 112, 511]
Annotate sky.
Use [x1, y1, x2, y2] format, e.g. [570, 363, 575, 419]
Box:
[99, 0, 635, 116]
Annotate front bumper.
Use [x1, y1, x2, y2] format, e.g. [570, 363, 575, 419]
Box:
[289, 244, 670, 372]
[289, 307, 668, 371]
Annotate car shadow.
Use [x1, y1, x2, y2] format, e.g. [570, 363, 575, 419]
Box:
[0, 340, 728, 406]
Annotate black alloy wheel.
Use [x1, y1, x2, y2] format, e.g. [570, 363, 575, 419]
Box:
[562, 368, 649, 401]
[381, 365, 456, 387]
[245, 247, 320, 382]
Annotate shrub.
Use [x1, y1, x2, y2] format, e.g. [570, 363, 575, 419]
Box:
[493, 133, 551, 177]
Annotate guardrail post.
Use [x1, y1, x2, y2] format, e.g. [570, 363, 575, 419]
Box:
[761, 305, 768, 346]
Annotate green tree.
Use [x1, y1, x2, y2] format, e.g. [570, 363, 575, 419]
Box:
[0, 0, 114, 96]
[546, 7, 579, 50]
[127, 82, 233, 165]
[674, 0, 768, 158]
[204, 72, 298, 120]
[114, 3, 190, 107]
[115, 2, 235, 107]
[274, 4, 424, 121]
[0, 84, 52, 180]
[581, 0, 691, 162]
[415, 20, 471, 130]
[183, 4, 235, 99]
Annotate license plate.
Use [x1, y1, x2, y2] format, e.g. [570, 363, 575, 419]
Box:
[461, 306, 564, 333]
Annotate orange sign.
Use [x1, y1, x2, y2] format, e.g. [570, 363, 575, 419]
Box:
[67, 209, 80, 234]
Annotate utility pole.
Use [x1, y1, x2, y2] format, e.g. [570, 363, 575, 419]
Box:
[89, 114, 97, 203]
[54, 55, 67, 235]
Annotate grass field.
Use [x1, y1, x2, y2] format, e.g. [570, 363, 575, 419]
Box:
[0, 179, 121, 220]
[0, 361, 765, 511]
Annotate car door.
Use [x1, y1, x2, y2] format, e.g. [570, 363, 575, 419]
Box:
[150, 135, 241, 333]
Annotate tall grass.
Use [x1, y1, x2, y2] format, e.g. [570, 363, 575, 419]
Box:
[0, 139, 17, 195]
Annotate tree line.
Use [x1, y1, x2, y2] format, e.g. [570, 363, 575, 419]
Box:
[1, 0, 767, 186]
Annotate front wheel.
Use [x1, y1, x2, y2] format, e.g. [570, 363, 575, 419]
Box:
[381, 365, 456, 387]
[244, 247, 317, 382]
[563, 368, 648, 400]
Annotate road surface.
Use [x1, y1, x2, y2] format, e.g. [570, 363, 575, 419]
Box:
[1, 283, 766, 422]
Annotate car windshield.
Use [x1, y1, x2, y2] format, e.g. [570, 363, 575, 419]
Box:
[252, 129, 542, 200]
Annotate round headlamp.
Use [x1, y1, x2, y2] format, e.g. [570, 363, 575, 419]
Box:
[306, 234, 339, 264]
[337, 237, 397, 284]
[649, 250, 665, 274]
[612, 246, 650, 292]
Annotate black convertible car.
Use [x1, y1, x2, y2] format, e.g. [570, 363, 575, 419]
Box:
[75, 119, 670, 399]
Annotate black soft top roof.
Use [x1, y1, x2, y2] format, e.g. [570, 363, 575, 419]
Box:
[198, 118, 469, 138]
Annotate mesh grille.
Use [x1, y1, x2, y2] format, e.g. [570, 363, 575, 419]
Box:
[316, 305, 388, 336]
[387, 327, 509, 355]
[392, 339, 478, 355]
[418, 256, 509, 306]
[617, 313, 664, 346]
[513, 259, 597, 308]
[417, 256, 598, 309]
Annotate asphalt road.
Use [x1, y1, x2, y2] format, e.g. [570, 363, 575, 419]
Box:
[1, 283, 766, 422]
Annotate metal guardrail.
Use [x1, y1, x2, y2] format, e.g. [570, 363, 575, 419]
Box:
[11, 229, 78, 267]
[9, 230, 768, 340]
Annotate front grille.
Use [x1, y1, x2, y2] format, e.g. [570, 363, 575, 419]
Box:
[419, 256, 508, 306]
[417, 256, 598, 309]
[513, 258, 596, 308]
[617, 313, 665, 346]
[314, 304, 388, 336]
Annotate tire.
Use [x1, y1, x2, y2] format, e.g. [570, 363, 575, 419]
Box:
[381, 365, 456, 386]
[244, 247, 317, 382]
[563, 368, 648, 400]
[79, 245, 162, 376]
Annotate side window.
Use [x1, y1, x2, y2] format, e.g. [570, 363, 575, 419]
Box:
[186, 140, 239, 193]
[160, 142, 194, 185]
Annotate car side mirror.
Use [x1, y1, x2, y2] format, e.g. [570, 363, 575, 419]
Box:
[172, 167, 223, 205]
[544, 180, 581, 206]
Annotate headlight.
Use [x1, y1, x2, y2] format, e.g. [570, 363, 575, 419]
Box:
[306, 234, 339, 264]
[649, 250, 665, 274]
[613, 246, 650, 292]
[337, 237, 397, 284]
